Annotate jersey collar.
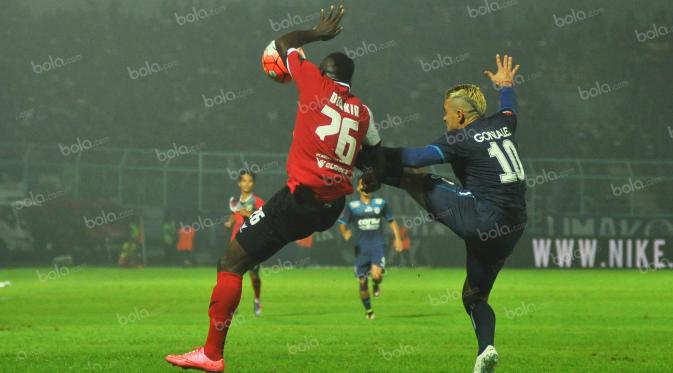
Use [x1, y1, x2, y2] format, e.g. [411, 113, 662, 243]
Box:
[335, 81, 351, 91]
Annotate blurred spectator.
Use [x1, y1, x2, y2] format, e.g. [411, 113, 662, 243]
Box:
[176, 225, 195, 267]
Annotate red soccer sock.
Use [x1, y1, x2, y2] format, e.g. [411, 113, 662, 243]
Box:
[204, 272, 242, 361]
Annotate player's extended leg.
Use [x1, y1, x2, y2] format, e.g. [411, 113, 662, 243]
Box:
[249, 265, 262, 316]
[165, 239, 257, 372]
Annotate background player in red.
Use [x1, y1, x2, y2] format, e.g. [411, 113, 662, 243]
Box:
[224, 170, 265, 316]
[165, 5, 384, 371]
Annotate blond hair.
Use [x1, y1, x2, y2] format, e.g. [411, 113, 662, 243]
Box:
[445, 84, 486, 118]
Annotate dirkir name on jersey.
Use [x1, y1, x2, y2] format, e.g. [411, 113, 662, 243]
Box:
[329, 92, 359, 116]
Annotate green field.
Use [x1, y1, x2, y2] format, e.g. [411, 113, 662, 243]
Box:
[1, 267, 672, 372]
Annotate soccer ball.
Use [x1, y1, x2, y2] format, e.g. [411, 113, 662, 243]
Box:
[261, 41, 304, 83]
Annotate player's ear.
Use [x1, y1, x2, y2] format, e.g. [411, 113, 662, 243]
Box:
[457, 109, 466, 124]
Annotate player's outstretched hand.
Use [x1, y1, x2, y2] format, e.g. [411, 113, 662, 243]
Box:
[313, 4, 345, 41]
[483, 54, 520, 88]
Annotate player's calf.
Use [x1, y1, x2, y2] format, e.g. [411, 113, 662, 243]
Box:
[370, 265, 383, 297]
[168, 240, 258, 366]
[463, 280, 496, 356]
[358, 276, 374, 318]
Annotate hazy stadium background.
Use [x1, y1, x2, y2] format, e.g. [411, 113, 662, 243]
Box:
[1, 0, 672, 270]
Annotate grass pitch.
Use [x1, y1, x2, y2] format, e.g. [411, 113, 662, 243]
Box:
[1, 266, 672, 372]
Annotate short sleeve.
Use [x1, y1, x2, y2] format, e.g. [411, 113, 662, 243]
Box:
[286, 48, 321, 92]
[362, 105, 381, 146]
[382, 201, 394, 222]
[337, 205, 352, 225]
[255, 197, 265, 209]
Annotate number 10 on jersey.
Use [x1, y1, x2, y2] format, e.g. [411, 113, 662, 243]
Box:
[488, 140, 525, 183]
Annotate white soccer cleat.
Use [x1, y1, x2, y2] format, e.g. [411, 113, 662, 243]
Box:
[254, 298, 262, 317]
[0, 281, 11, 288]
[473, 345, 498, 373]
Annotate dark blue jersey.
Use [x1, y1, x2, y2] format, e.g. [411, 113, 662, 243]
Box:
[338, 197, 394, 249]
[400, 87, 526, 213]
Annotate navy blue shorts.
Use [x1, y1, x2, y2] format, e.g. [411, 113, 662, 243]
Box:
[354, 244, 385, 277]
[421, 174, 526, 297]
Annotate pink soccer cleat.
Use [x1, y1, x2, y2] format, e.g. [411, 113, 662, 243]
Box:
[165, 346, 224, 372]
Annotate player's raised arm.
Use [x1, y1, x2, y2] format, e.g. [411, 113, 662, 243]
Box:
[484, 54, 520, 114]
[275, 4, 345, 61]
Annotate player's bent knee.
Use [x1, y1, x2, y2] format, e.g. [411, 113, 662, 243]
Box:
[217, 239, 258, 275]
[462, 291, 488, 314]
[462, 285, 489, 314]
[358, 277, 368, 292]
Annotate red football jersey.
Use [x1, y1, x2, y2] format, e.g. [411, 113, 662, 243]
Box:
[284, 47, 381, 202]
[230, 194, 265, 241]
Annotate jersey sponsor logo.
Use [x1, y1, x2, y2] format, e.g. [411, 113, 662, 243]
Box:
[315, 153, 353, 177]
[473, 127, 512, 143]
[358, 217, 381, 231]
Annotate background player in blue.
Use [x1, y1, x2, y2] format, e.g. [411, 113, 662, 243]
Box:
[338, 177, 402, 320]
[370, 55, 526, 373]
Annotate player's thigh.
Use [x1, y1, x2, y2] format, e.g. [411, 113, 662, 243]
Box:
[369, 248, 385, 277]
[234, 187, 294, 264]
[370, 264, 382, 279]
[463, 231, 522, 301]
[463, 250, 504, 302]
[236, 186, 345, 263]
[421, 174, 477, 239]
[354, 254, 371, 278]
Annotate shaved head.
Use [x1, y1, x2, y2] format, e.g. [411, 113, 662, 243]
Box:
[319, 52, 354, 85]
